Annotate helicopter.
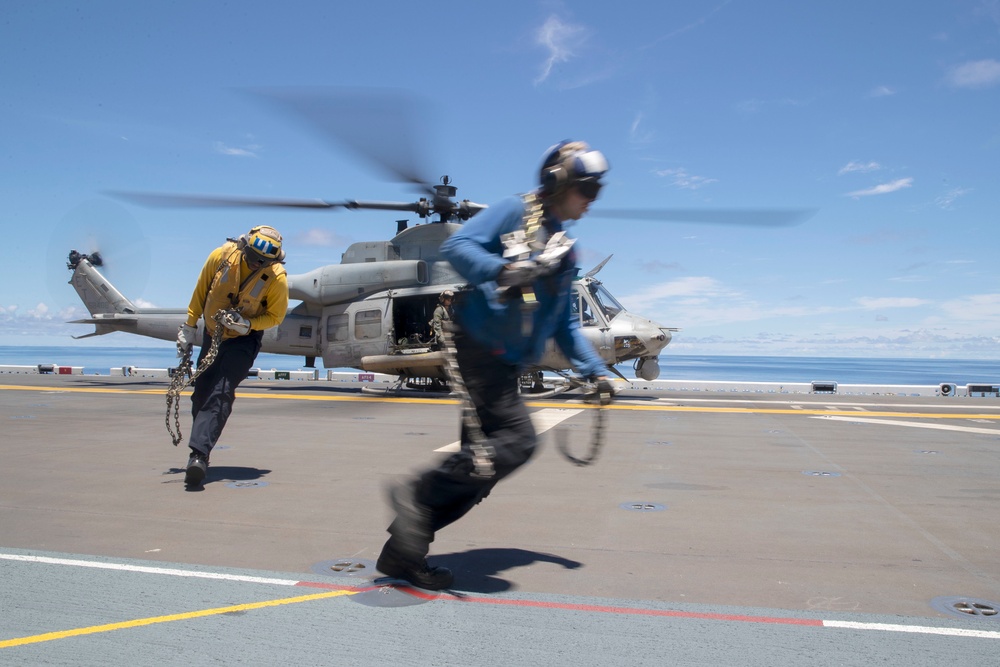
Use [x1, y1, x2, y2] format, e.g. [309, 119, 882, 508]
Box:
[65, 178, 674, 391]
[66, 89, 809, 392]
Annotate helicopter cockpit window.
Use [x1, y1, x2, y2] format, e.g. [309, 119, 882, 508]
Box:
[571, 293, 599, 326]
[590, 283, 623, 321]
[355, 309, 382, 340]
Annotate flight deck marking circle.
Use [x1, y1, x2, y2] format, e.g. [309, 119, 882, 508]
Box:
[350, 582, 435, 607]
[619, 502, 666, 512]
[224, 480, 269, 489]
[310, 558, 378, 579]
[930, 596, 1000, 621]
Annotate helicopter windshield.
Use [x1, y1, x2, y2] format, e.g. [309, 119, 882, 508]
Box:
[589, 282, 624, 321]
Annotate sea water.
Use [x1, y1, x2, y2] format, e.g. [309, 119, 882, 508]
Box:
[0, 345, 996, 385]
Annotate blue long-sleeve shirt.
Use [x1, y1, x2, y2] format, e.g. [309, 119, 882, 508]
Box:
[439, 194, 607, 379]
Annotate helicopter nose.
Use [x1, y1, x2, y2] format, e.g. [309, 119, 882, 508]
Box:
[632, 321, 672, 358]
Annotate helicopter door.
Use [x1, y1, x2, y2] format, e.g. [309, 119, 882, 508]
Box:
[320, 305, 352, 367]
[350, 298, 390, 360]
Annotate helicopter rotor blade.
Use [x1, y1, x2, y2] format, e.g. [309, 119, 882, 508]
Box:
[244, 87, 437, 195]
[106, 191, 427, 214]
[588, 208, 817, 227]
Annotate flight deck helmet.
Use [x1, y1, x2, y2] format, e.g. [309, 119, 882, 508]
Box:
[538, 140, 609, 199]
[241, 225, 285, 265]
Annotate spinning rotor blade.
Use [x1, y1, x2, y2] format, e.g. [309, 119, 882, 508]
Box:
[245, 87, 437, 194]
[47, 199, 150, 304]
[108, 191, 345, 209]
[107, 191, 426, 214]
[588, 208, 817, 227]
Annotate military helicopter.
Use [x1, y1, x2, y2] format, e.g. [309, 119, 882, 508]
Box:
[66, 89, 808, 392]
[66, 177, 673, 391]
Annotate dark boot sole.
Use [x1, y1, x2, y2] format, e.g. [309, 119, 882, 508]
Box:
[184, 462, 207, 486]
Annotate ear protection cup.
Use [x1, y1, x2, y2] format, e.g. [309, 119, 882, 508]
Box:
[538, 140, 599, 195]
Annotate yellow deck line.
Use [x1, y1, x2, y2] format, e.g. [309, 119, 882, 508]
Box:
[1, 384, 997, 420]
[0, 589, 354, 649]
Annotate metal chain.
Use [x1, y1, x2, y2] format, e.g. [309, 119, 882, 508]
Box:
[165, 310, 228, 446]
[556, 382, 610, 466]
[438, 326, 495, 479]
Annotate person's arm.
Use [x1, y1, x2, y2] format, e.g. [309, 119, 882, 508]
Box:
[440, 196, 524, 285]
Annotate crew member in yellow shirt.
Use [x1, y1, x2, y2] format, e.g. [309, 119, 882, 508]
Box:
[175, 225, 289, 487]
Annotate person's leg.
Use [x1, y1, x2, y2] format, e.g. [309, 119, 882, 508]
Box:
[185, 333, 261, 485]
[378, 338, 537, 588]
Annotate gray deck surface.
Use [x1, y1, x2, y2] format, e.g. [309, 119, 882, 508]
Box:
[1, 374, 999, 665]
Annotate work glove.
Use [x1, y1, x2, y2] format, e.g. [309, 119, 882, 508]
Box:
[497, 231, 575, 287]
[176, 324, 197, 358]
[221, 311, 251, 335]
[496, 259, 547, 287]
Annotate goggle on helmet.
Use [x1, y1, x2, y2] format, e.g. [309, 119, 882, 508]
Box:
[539, 140, 609, 199]
[243, 226, 285, 264]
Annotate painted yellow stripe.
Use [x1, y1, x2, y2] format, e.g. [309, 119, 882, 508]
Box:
[0, 589, 353, 649]
[1, 384, 997, 420]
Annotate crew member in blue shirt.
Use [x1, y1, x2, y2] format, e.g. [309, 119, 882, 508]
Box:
[376, 141, 613, 589]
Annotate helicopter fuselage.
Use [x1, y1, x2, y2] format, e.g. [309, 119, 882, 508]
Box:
[67, 222, 672, 381]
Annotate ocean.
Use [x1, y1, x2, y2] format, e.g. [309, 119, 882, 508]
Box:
[0, 345, 996, 385]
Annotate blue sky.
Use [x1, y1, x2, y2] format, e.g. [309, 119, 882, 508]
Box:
[2, 0, 998, 359]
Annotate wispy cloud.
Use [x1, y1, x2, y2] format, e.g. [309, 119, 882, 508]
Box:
[629, 112, 655, 146]
[736, 96, 813, 114]
[640, 259, 682, 273]
[855, 297, 929, 310]
[936, 187, 973, 209]
[296, 228, 351, 247]
[938, 293, 1000, 323]
[620, 276, 735, 311]
[838, 160, 881, 175]
[654, 167, 717, 190]
[947, 59, 1000, 88]
[638, 1, 731, 50]
[213, 140, 260, 157]
[534, 15, 589, 85]
[868, 85, 896, 98]
[845, 177, 913, 198]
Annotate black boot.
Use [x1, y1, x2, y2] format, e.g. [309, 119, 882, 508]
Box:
[376, 540, 454, 590]
[184, 450, 208, 487]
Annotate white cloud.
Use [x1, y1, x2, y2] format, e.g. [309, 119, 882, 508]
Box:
[654, 167, 718, 190]
[534, 15, 588, 85]
[947, 59, 1000, 88]
[620, 276, 733, 310]
[296, 228, 351, 247]
[935, 187, 973, 209]
[938, 293, 1000, 324]
[868, 85, 896, 98]
[855, 297, 929, 310]
[213, 141, 259, 158]
[845, 177, 913, 198]
[838, 160, 881, 175]
[629, 112, 654, 145]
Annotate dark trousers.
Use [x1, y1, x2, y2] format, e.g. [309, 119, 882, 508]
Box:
[390, 334, 538, 554]
[188, 331, 262, 457]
